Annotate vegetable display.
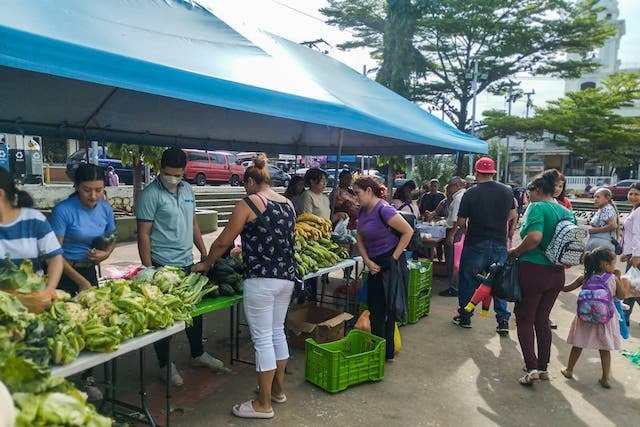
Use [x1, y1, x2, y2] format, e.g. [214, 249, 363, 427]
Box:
[294, 213, 350, 277]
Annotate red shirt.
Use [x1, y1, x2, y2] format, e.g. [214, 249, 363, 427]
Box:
[556, 197, 572, 210]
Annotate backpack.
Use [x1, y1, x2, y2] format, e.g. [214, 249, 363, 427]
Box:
[544, 206, 587, 266]
[577, 273, 614, 324]
[378, 207, 423, 252]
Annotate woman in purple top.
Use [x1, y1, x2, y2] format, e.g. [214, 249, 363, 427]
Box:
[355, 177, 413, 360]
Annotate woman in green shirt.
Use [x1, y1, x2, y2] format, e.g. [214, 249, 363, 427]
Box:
[509, 169, 576, 385]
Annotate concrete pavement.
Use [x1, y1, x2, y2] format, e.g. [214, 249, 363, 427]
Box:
[98, 231, 640, 426]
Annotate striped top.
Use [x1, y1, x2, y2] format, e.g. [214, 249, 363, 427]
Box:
[0, 208, 63, 274]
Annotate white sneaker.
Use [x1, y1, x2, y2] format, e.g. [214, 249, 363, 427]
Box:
[190, 352, 231, 373]
[159, 362, 184, 386]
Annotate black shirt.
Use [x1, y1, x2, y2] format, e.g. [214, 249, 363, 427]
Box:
[457, 181, 515, 245]
[419, 191, 445, 214]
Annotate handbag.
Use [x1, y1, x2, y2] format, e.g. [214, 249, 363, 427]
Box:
[611, 237, 623, 255]
[491, 257, 522, 303]
[243, 197, 304, 297]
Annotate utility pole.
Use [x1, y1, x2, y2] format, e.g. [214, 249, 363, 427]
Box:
[522, 90, 535, 186]
[503, 81, 516, 183]
[469, 59, 479, 174]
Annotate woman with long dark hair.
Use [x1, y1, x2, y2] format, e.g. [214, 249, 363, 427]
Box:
[50, 164, 116, 296]
[0, 168, 63, 296]
[509, 169, 576, 385]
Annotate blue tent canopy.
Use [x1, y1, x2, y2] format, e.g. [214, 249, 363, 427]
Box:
[0, 0, 486, 156]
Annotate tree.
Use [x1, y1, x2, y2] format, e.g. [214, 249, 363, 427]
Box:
[481, 72, 640, 167]
[322, 0, 616, 172]
[533, 72, 640, 165]
[413, 154, 456, 184]
[106, 143, 166, 207]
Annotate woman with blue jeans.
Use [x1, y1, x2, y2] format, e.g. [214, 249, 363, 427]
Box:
[194, 155, 296, 420]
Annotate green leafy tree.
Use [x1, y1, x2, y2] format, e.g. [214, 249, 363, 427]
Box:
[534, 72, 640, 165]
[106, 143, 166, 206]
[413, 154, 456, 185]
[482, 72, 640, 167]
[322, 0, 616, 172]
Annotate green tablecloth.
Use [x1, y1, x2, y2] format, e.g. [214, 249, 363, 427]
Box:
[191, 294, 243, 317]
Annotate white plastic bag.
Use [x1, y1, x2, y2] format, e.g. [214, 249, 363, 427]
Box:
[622, 266, 640, 296]
[333, 217, 349, 236]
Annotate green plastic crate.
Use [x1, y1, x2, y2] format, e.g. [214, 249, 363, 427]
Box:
[408, 260, 432, 297]
[305, 329, 385, 393]
[407, 288, 432, 324]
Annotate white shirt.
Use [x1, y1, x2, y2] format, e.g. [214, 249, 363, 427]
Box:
[446, 188, 466, 228]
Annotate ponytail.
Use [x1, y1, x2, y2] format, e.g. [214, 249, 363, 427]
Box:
[0, 168, 33, 208]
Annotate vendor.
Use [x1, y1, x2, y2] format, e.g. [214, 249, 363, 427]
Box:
[136, 148, 227, 387]
[0, 167, 63, 299]
[329, 170, 359, 229]
[50, 164, 117, 296]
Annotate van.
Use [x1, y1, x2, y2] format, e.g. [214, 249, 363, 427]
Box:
[183, 149, 244, 186]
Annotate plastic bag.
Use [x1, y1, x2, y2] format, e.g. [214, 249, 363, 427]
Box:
[394, 323, 402, 354]
[453, 234, 465, 277]
[622, 266, 640, 297]
[354, 309, 371, 333]
[333, 217, 349, 236]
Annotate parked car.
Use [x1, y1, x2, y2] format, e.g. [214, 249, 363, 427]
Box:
[66, 147, 134, 184]
[183, 149, 244, 186]
[268, 165, 291, 187]
[592, 179, 640, 200]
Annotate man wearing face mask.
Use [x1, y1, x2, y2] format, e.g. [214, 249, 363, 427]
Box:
[136, 148, 228, 386]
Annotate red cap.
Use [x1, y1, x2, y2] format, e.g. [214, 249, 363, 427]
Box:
[475, 157, 496, 174]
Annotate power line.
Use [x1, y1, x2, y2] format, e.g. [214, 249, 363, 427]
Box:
[268, 0, 327, 24]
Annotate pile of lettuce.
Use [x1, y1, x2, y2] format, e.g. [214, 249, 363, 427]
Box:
[0, 258, 47, 293]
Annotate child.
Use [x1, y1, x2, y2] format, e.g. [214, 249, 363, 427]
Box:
[561, 248, 629, 388]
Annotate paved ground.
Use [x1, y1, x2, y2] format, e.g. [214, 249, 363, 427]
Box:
[90, 230, 640, 426]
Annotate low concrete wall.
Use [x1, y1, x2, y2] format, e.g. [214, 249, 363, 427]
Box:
[25, 184, 134, 209]
[114, 210, 218, 242]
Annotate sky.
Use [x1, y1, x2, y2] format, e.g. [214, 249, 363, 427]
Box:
[203, 0, 639, 118]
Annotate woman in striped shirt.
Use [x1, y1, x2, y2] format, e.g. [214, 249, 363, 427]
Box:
[0, 167, 63, 300]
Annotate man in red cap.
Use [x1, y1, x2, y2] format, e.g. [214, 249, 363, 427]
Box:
[450, 156, 517, 334]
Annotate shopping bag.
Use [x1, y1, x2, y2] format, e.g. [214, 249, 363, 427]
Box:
[354, 310, 371, 333]
[453, 234, 465, 277]
[622, 266, 640, 297]
[394, 323, 402, 354]
[491, 257, 522, 302]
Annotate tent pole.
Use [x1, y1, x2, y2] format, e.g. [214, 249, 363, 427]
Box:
[330, 129, 344, 218]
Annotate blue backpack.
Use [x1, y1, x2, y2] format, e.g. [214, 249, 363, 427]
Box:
[577, 273, 614, 325]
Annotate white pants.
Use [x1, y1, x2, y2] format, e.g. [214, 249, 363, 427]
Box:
[243, 278, 294, 372]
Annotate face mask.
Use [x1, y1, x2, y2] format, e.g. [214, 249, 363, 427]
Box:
[161, 175, 182, 187]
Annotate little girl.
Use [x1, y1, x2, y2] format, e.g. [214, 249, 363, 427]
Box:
[561, 248, 629, 388]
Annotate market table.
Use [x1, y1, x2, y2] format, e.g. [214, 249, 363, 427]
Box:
[302, 258, 357, 312]
[52, 321, 185, 427]
[191, 295, 244, 365]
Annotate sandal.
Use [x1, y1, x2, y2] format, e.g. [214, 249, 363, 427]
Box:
[518, 370, 539, 386]
[598, 379, 611, 389]
[255, 386, 287, 403]
[232, 400, 274, 419]
[560, 369, 573, 379]
[538, 371, 550, 381]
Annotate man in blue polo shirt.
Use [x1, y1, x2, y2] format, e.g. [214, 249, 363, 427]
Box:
[137, 148, 228, 386]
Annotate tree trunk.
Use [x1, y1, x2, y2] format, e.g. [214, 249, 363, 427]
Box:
[387, 168, 395, 201]
[132, 161, 144, 213]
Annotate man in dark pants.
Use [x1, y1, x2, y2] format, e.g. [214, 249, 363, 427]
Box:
[440, 176, 466, 297]
[137, 148, 229, 386]
[451, 157, 517, 335]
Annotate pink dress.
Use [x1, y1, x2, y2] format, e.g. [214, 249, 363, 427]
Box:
[566, 274, 621, 350]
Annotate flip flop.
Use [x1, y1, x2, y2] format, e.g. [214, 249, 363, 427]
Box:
[232, 400, 274, 419]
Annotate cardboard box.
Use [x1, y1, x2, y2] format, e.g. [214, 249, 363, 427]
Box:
[287, 304, 354, 349]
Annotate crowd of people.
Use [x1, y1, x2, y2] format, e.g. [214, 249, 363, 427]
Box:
[2, 151, 639, 420]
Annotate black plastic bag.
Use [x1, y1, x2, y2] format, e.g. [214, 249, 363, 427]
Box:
[491, 257, 522, 303]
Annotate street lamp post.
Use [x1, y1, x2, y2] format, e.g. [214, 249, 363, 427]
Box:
[503, 81, 518, 183]
[467, 60, 486, 174]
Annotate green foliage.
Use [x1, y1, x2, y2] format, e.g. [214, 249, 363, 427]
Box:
[481, 110, 543, 141]
[322, 0, 616, 132]
[413, 155, 456, 184]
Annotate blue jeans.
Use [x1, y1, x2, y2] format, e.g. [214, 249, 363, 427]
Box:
[457, 240, 510, 322]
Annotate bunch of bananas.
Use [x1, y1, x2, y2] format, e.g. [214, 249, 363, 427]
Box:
[294, 238, 350, 277]
[295, 212, 332, 240]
